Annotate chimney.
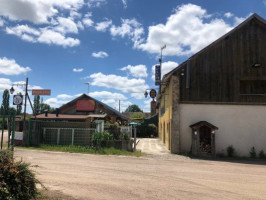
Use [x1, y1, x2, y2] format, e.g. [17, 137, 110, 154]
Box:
[45, 110, 48, 117]
[56, 108, 59, 117]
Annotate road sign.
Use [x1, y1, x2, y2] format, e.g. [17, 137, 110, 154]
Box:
[32, 89, 51, 96]
[13, 95, 23, 105]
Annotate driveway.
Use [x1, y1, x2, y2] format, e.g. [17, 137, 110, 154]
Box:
[15, 149, 266, 200]
[136, 138, 170, 155]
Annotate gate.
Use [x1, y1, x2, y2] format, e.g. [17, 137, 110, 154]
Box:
[0, 114, 16, 151]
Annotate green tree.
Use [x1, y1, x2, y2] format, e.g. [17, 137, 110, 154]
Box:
[9, 107, 16, 116]
[1, 89, 10, 115]
[40, 98, 55, 113]
[16, 92, 22, 115]
[33, 95, 40, 115]
[125, 104, 142, 112]
[130, 112, 145, 119]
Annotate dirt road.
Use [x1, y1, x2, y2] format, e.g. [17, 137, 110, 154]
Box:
[15, 149, 266, 200]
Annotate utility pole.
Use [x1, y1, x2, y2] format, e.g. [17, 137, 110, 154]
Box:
[23, 78, 28, 145]
[119, 100, 120, 112]
[84, 82, 89, 95]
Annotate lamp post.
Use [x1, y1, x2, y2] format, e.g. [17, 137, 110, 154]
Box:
[10, 77, 33, 145]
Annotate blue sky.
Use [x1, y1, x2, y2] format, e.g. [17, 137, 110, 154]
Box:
[0, 0, 266, 113]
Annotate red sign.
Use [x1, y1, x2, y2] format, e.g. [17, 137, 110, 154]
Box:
[32, 89, 51, 96]
[76, 100, 95, 112]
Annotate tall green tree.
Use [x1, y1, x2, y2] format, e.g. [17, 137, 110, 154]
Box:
[33, 95, 40, 115]
[40, 98, 55, 113]
[1, 89, 10, 115]
[16, 92, 22, 115]
[125, 104, 142, 112]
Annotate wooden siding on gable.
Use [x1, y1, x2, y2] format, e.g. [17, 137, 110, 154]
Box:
[179, 17, 266, 104]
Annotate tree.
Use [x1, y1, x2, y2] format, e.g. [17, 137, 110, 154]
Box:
[39, 98, 55, 113]
[125, 104, 142, 112]
[1, 89, 10, 115]
[16, 92, 22, 115]
[130, 112, 145, 119]
[33, 95, 40, 115]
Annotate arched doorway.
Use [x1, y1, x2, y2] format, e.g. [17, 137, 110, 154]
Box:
[190, 121, 218, 156]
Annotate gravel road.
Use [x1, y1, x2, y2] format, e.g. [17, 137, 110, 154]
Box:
[15, 148, 266, 200]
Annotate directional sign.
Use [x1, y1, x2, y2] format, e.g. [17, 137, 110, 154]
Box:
[155, 65, 161, 85]
[32, 89, 51, 96]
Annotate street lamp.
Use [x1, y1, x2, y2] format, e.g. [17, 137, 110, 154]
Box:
[9, 77, 33, 145]
[9, 86, 15, 94]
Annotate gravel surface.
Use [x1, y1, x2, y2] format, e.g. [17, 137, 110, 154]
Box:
[15, 148, 266, 200]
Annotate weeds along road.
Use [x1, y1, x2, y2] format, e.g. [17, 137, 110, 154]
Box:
[15, 149, 266, 200]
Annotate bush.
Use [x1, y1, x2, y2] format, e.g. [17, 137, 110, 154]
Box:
[0, 150, 39, 200]
[102, 131, 114, 141]
[249, 146, 257, 158]
[226, 145, 235, 157]
[146, 124, 158, 137]
[259, 150, 265, 159]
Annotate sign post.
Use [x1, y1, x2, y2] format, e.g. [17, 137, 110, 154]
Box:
[155, 64, 161, 85]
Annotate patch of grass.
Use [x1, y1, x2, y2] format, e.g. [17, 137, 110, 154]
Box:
[36, 189, 74, 200]
[18, 145, 144, 157]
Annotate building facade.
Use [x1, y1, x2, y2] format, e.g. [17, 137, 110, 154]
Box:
[158, 14, 266, 157]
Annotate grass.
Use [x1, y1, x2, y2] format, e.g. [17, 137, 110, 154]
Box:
[36, 189, 74, 200]
[18, 144, 144, 157]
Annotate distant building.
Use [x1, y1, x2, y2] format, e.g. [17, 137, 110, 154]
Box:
[35, 94, 129, 125]
[158, 14, 266, 157]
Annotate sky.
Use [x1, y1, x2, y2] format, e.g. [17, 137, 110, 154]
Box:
[0, 0, 266, 113]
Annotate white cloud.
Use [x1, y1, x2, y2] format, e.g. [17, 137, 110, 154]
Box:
[44, 98, 69, 108]
[55, 17, 79, 34]
[122, 0, 127, 9]
[91, 51, 108, 58]
[0, 78, 12, 92]
[56, 94, 73, 99]
[82, 12, 94, 27]
[0, 0, 84, 24]
[6, 23, 80, 47]
[110, 18, 144, 48]
[224, 12, 233, 18]
[151, 61, 178, 80]
[90, 91, 127, 100]
[0, 18, 4, 26]
[101, 98, 132, 112]
[95, 19, 112, 32]
[6, 24, 40, 37]
[38, 29, 80, 47]
[73, 68, 84, 72]
[0, 57, 31, 75]
[142, 99, 152, 113]
[263, 0, 266, 6]
[138, 4, 233, 56]
[88, 72, 148, 98]
[87, 0, 107, 8]
[121, 64, 147, 78]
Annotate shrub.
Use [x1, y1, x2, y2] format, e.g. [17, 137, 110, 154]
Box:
[102, 131, 114, 141]
[146, 124, 158, 137]
[121, 132, 130, 141]
[0, 150, 39, 200]
[249, 146, 256, 158]
[226, 145, 235, 157]
[259, 150, 265, 159]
